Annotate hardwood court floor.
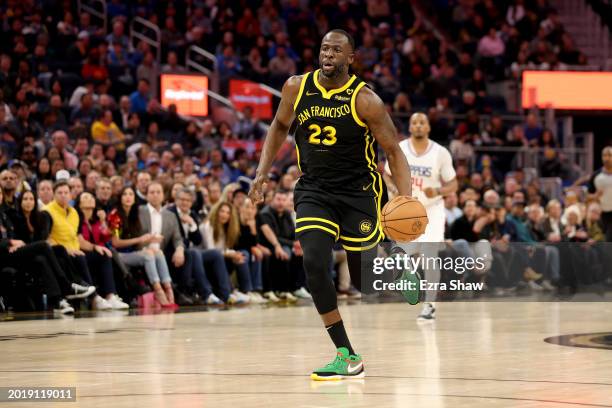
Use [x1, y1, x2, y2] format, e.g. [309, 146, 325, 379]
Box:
[1, 301, 612, 407]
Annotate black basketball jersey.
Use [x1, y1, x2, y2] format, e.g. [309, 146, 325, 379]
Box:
[293, 69, 380, 194]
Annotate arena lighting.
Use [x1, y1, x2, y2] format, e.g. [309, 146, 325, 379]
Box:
[522, 70, 612, 110]
[160, 74, 209, 116]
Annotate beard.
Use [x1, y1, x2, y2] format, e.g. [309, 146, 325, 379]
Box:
[320, 62, 346, 79]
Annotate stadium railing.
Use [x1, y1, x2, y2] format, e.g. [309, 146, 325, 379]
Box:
[471, 144, 591, 184]
[130, 16, 162, 63]
[77, 0, 108, 33]
[186, 45, 218, 90]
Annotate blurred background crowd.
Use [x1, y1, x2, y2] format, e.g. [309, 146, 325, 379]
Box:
[1, 0, 611, 314]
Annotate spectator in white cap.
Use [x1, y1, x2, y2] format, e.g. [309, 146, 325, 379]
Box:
[55, 169, 71, 182]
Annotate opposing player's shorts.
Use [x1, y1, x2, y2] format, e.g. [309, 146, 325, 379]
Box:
[294, 178, 385, 251]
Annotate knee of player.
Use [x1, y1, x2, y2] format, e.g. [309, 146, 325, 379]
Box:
[302, 249, 327, 272]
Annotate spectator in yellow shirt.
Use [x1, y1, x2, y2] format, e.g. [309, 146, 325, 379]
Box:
[44, 181, 81, 252]
[91, 109, 126, 152]
[44, 180, 117, 310]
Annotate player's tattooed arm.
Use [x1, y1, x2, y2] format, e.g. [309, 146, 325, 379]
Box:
[356, 87, 412, 197]
[250, 75, 302, 203]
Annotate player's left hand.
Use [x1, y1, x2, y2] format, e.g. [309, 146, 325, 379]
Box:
[424, 187, 438, 198]
[248, 174, 268, 204]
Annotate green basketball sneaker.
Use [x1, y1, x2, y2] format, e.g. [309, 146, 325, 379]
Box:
[311, 347, 365, 381]
[390, 246, 421, 305]
[396, 266, 422, 305]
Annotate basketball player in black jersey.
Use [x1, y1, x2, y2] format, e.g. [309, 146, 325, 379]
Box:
[249, 29, 413, 380]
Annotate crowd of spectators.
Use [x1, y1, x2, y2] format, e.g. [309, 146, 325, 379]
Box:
[0, 1, 609, 314]
[0, 0, 590, 176]
[0, 0, 588, 116]
[422, 0, 588, 78]
[442, 148, 612, 296]
[1, 163, 319, 313]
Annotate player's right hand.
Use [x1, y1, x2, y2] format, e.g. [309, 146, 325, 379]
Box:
[249, 174, 268, 204]
[423, 187, 438, 198]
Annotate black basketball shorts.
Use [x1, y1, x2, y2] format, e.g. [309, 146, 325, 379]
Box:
[294, 178, 385, 251]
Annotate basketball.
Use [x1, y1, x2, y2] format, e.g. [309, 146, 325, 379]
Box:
[381, 196, 429, 242]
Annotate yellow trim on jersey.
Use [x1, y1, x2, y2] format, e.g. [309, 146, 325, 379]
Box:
[365, 134, 375, 172]
[296, 217, 340, 235]
[312, 69, 357, 99]
[368, 170, 385, 240]
[295, 144, 302, 172]
[367, 134, 384, 238]
[293, 73, 309, 171]
[369, 130, 377, 168]
[375, 170, 385, 239]
[350, 82, 368, 128]
[293, 72, 311, 111]
[341, 231, 383, 251]
[295, 225, 338, 239]
[362, 124, 385, 240]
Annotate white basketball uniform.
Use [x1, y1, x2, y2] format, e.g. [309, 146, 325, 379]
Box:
[385, 138, 456, 243]
[385, 138, 456, 304]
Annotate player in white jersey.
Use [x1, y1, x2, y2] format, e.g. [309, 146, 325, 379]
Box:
[384, 113, 458, 320]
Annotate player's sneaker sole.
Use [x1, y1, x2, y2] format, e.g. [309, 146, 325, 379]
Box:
[310, 370, 365, 381]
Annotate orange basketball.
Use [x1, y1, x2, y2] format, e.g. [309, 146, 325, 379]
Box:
[381, 196, 429, 242]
